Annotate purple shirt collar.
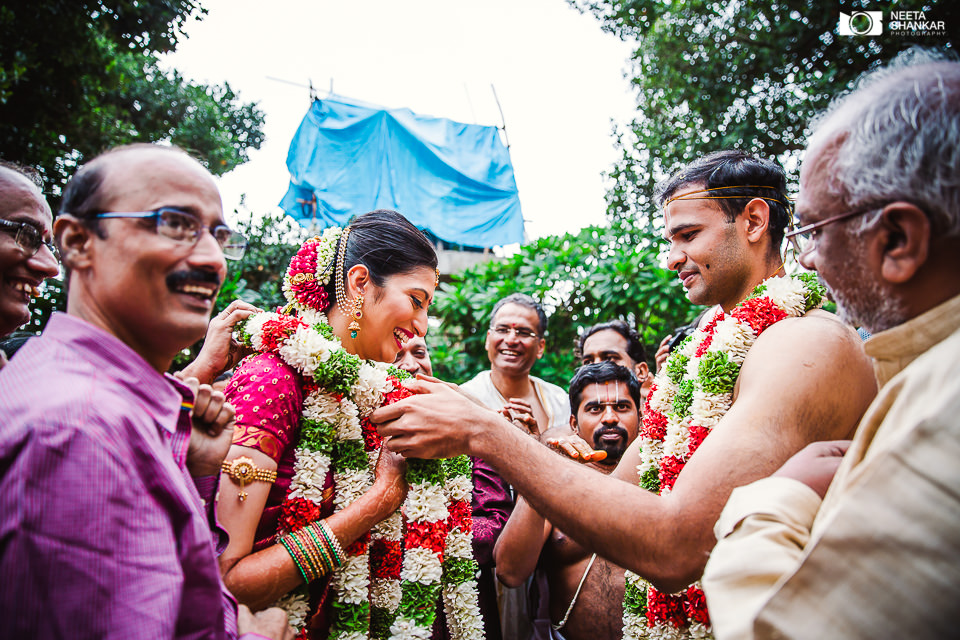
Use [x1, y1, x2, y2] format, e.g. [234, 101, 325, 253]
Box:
[43, 312, 194, 435]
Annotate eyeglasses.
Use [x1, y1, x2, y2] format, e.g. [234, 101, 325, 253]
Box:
[491, 325, 539, 340]
[0, 218, 60, 262]
[93, 208, 247, 260]
[784, 206, 882, 254]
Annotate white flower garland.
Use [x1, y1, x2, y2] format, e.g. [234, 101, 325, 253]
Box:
[238, 310, 483, 640]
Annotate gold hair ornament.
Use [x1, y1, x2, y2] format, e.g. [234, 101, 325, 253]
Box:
[334, 226, 364, 339]
[663, 185, 794, 211]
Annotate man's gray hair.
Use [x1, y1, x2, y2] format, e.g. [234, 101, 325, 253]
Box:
[809, 48, 960, 237]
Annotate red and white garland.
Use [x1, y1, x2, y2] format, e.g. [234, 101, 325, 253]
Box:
[237, 227, 483, 640]
[622, 273, 825, 640]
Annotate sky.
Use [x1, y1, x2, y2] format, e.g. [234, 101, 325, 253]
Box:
[163, 0, 638, 242]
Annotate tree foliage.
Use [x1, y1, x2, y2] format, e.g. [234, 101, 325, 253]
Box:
[430, 224, 700, 386]
[570, 0, 957, 227]
[0, 0, 265, 200]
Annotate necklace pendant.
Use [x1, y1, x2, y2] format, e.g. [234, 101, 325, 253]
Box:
[238, 490, 248, 502]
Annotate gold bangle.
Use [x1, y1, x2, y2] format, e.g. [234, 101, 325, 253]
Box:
[221, 456, 277, 502]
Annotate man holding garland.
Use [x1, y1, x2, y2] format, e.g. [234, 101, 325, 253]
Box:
[701, 51, 960, 640]
[374, 150, 877, 639]
[0, 144, 291, 639]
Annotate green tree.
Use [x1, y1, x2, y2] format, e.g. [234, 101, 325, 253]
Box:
[570, 0, 957, 227]
[430, 224, 700, 386]
[0, 0, 265, 200]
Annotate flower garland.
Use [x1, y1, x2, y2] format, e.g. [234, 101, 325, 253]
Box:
[237, 229, 482, 640]
[622, 273, 825, 640]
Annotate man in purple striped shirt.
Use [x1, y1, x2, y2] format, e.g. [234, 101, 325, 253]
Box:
[0, 144, 291, 639]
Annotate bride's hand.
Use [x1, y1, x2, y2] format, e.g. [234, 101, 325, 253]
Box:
[373, 443, 408, 514]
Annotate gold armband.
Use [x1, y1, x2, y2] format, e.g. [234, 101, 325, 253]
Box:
[221, 456, 277, 502]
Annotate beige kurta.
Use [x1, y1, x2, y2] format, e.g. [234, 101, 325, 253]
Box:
[702, 293, 960, 639]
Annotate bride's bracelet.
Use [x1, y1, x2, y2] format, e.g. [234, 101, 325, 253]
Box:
[279, 520, 344, 583]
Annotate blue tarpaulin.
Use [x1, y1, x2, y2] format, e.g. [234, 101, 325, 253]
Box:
[280, 96, 524, 247]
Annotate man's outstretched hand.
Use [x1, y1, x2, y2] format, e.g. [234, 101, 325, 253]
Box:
[373, 376, 497, 459]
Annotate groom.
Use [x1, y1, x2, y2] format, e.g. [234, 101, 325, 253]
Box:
[374, 150, 876, 637]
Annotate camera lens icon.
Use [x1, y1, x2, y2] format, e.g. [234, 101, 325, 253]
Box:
[838, 11, 883, 36]
[849, 11, 875, 34]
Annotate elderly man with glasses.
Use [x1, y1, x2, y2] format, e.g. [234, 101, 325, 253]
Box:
[0, 163, 60, 362]
[0, 144, 292, 640]
[702, 51, 960, 640]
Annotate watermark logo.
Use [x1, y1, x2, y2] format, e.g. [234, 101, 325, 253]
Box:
[888, 10, 947, 36]
[838, 11, 883, 36]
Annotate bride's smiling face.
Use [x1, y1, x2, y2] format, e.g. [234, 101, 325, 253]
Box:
[354, 266, 435, 363]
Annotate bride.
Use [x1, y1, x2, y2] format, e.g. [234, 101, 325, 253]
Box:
[217, 210, 482, 639]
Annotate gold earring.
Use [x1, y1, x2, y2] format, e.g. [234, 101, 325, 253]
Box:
[348, 293, 364, 339]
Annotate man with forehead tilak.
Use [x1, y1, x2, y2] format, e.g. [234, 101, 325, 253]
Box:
[373, 150, 876, 639]
[496, 362, 642, 640]
[0, 144, 290, 639]
[702, 52, 960, 640]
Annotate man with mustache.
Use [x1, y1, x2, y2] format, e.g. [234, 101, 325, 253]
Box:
[0, 144, 291, 639]
[375, 150, 876, 639]
[702, 51, 960, 639]
[495, 361, 641, 640]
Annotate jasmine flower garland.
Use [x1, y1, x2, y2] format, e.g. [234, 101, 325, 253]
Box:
[237, 310, 483, 640]
[622, 273, 825, 640]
